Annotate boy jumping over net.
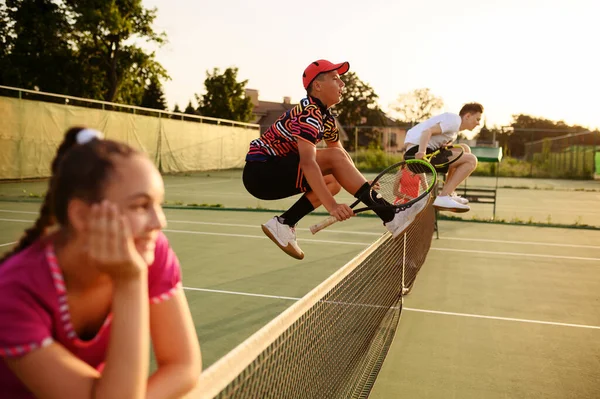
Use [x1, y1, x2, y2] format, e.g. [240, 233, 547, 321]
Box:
[243, 60, 425, 260]
[403, 103, 483, 213]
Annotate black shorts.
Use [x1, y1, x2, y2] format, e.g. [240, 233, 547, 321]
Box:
[243, 154, 311, 200]
[404, 146, 450, 174]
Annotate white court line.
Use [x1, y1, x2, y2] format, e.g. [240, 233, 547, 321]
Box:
[490, 208, 600, 216]
[430, 247, 600, 262]
[403, 308, 600, 330]
[0, 218, 32, 223]
[1, 209, 598, 248]
[165, 220, 600, 248]
[182, 287, 600, 331]
[164, 229, 370, 246]
[1, 215, 598, 260]
[164, 179, 232, 188]
[166, 192, 250, 198]
[184, 286, 301, 301]
[166, 219, 382, 236]
[0, 241, 16, 247]
[442, 236, 600, 250]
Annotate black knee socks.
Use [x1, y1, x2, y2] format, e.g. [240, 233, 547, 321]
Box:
[354, 182, 395, 223]
[279, 195, 315, 226]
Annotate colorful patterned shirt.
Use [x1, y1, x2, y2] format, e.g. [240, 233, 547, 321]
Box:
[0, 232, 182, 398]
[246, 96, 340, 161]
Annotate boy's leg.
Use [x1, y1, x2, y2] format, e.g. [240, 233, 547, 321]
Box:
[243, 157, 313, 260]
[433, 153, 477, 213]
[279, 175, 341, 226]
[445, 143, 471, 186]
[315, 147, 426, 238]
[440, 153, 477, 195]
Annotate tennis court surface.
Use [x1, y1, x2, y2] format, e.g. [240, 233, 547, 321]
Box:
[1, 197, 599, 398]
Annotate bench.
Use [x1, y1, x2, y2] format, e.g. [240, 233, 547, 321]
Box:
[434, 146, 503, 237]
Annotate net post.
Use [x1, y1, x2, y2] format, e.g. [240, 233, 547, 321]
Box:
[401, 232, 407, 294]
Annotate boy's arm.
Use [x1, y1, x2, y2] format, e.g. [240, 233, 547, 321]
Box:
[416, 124, 443, 159]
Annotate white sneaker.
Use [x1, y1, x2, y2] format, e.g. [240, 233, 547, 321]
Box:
[385, 196, 428, 238]
[261, 217, 304, 260]
[450, 191, 469, 205]
[433, 195, 470, 213]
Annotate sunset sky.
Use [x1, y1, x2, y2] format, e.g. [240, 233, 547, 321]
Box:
[144, 0, 598, 134]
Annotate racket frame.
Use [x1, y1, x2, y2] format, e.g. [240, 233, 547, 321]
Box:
[309, 159, 436, 234]
[422, 144, 464, 169]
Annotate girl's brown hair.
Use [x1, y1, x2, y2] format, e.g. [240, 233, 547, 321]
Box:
[0, 127, 137, 264]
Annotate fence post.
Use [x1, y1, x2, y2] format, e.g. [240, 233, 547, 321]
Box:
[354, 126, 358, 164]
[529, 131, 534, 177]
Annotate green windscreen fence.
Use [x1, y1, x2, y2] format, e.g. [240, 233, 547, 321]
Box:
[0, 96, 260, 180]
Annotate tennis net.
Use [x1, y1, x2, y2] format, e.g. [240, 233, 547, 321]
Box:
[189, 195, 436, 399]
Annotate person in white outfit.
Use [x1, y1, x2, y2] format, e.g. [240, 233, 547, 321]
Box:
[403, 103, 483, 212]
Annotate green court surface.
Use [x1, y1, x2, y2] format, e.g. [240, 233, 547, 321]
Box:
[1, 201, 599, 398]
[3, 172, 600, 226]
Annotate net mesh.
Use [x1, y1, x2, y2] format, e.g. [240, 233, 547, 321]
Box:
[190, 195, 436, 399]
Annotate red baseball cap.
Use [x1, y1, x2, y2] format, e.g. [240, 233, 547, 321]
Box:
[302, 60, 350, 90]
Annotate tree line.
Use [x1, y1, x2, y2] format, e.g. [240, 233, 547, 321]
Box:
[1, 0, 596, 157]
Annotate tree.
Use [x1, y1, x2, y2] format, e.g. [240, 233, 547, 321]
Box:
[184, 100, 196, 115]
[195, 67, 253, 122]
[335, 72, 382, 127]
[140, 76, 167, 110]
[173, 104, 181, 113]
[0, 4, 13, 79]
[334, 72, 385, 150]
[475, 115, 593, 158]
[0, 0, 80, 94]
[66, 0, 168, 104]
[506, 114, 591, 158]
[0, 0, 168, 104]
[392, 88, 444, 123]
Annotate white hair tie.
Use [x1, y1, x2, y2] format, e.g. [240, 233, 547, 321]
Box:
[76, 128, 104, 144]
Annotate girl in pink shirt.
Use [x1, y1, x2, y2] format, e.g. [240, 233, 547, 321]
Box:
[0, 127, 201, 398]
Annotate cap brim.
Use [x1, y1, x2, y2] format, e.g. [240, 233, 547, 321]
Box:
[328, 61, 350, 76]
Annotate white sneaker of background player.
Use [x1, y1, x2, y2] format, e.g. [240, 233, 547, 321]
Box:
[433, 195, 470, 213]
[385, 196, 428, 238]
[450, 191, 469, 205]
[261, 217, 304, 260]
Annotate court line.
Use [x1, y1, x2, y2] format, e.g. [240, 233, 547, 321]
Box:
[403, 308, 600, 330]
[164, 229, 370, 246]
[164, 179, 232, 188]
[0, 241, 16, 247]
[429, 247, 600, 261]
[166, 220, 382, 236]
[442, 236, 600, 250]
[0, 209, 598, 249]
[182, 287, 600, 331]
[1, 216, 599, 260]
[164, 220, 600, 249]
[184, 287, 302, 301]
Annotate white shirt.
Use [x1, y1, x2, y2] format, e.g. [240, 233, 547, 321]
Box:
[404, 113, 462, 150]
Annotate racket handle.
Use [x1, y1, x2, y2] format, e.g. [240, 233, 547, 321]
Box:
[309, 215, 338, 235]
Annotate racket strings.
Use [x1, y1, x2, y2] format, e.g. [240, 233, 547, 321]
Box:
[375, 163, 436, 205]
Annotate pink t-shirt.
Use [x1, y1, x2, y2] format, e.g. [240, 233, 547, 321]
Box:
[0, 231, 182, 398]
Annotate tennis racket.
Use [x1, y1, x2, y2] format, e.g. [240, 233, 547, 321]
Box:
[309, 159, 437, 234]
[422, 144, 464, 169]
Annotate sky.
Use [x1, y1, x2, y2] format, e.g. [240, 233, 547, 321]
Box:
[143, 0, 599, 134]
